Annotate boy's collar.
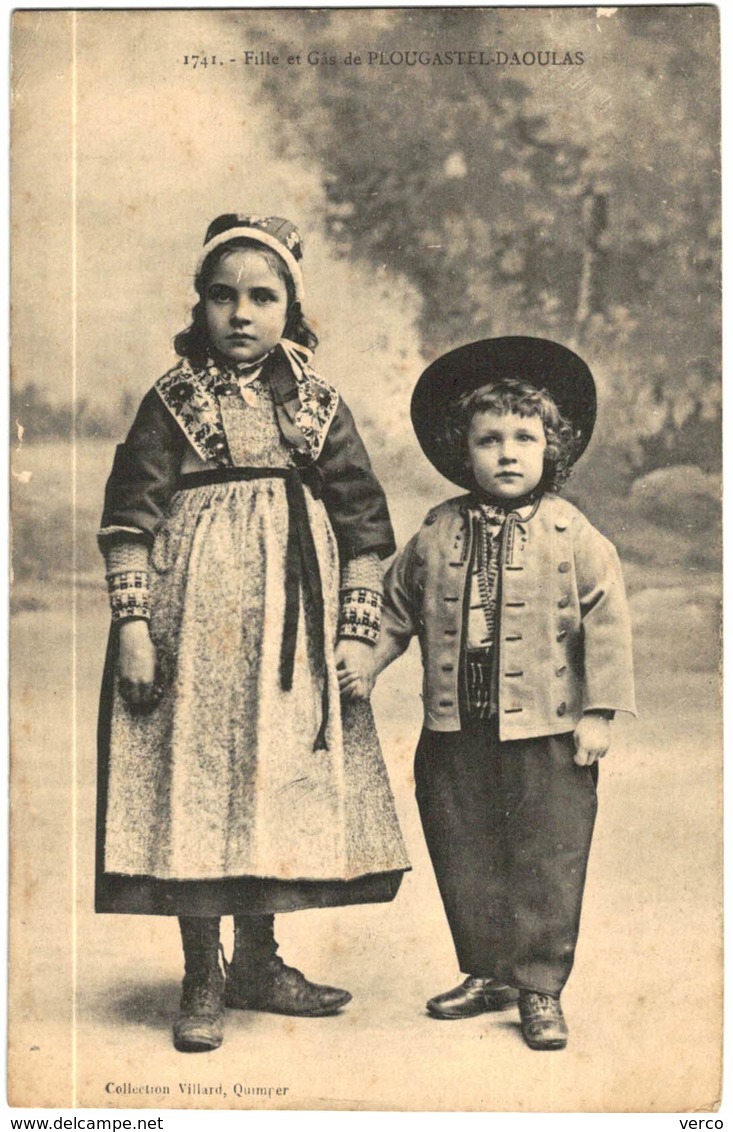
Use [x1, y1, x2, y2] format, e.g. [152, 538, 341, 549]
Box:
[466, 489, 543, 520]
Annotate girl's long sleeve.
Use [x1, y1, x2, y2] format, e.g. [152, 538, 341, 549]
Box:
[98, 387, 186, 551]
[316, 396, 395, 646]
[99, 386, 185, 623]
[317, 398, 396, 562]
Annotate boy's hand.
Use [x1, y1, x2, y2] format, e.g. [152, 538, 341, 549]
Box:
[573, 713, 611, 766]
[335, 639, 376, 701]
[117, 619, 162, 710]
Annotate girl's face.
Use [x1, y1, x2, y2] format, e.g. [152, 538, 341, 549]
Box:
[204, 248, 289, 365]
[467, 409, 547, 500]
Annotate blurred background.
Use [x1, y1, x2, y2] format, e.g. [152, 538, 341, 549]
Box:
[9, 8, 722, 1110]
[11, 8, 721, 601]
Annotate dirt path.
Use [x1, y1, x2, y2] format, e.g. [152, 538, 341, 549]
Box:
[9, 580, 721, 1111]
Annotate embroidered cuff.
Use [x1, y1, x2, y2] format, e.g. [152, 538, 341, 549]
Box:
[106, 570, 151, 623]
[105, 540, 150, 575]
[338, 587, 382, 645]
[340, 552, 384, 595]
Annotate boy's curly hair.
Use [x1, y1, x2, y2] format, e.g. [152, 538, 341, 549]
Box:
[442, 378, 580, 493]
[173, 237, 319, 367]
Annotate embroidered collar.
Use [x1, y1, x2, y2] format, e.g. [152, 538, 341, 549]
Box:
[275, 340, 340, 460]
[154, 341, 339, 465]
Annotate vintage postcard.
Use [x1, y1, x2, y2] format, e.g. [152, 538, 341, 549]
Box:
[9, 5, 722, 1113]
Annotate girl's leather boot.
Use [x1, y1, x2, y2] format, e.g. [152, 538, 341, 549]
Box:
[173, 916, 225, 1052]
[225, 914, 351, 1017]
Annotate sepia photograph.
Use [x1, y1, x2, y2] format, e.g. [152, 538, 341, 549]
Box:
[8, 4, 722, 1114]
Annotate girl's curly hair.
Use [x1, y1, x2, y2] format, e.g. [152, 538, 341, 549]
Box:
[173, 237, 319, 367]
[442, 378, 580, 493]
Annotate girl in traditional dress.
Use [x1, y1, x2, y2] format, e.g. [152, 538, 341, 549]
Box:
[97, 214, 409, 1052]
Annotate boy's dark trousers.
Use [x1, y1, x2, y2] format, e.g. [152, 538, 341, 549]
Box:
[415, 718, 598, 997]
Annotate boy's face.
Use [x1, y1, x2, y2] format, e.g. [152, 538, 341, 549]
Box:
[205, 249, 289, 365]
[467, 410, 547, 500]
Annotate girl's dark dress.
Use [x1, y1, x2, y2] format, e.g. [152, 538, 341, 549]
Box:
[97, 345, 409, 916]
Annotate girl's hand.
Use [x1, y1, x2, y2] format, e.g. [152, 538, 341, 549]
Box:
[117, 619, 162, 710]
[335, 639, 376, 701]
[573, 713, 611, 766]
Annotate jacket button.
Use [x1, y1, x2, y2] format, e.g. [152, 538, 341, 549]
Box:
[556, 702, 567, 716]
[558, 561, 571, 573]
[425, 512, 437, 526]
[556, 665, 567, 676]
[556, 629, 567, 642]
[555, 522, 568, 532]
[558, 596, 570, 609]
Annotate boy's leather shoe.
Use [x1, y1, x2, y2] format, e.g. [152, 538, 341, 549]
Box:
[518, 991, 568, 1050]
[226, 955, 351, 1017]
[427, 976, 519, 1019]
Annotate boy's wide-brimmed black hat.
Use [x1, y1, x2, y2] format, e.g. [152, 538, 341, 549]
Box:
[410, 336, 597, 489]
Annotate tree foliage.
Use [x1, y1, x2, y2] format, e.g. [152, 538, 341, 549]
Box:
[252, 7, 720, 476]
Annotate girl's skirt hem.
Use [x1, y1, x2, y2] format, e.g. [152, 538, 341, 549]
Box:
[95, 868, 407, 916]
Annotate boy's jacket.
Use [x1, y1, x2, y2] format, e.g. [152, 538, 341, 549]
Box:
[380, 493, 636, 740]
